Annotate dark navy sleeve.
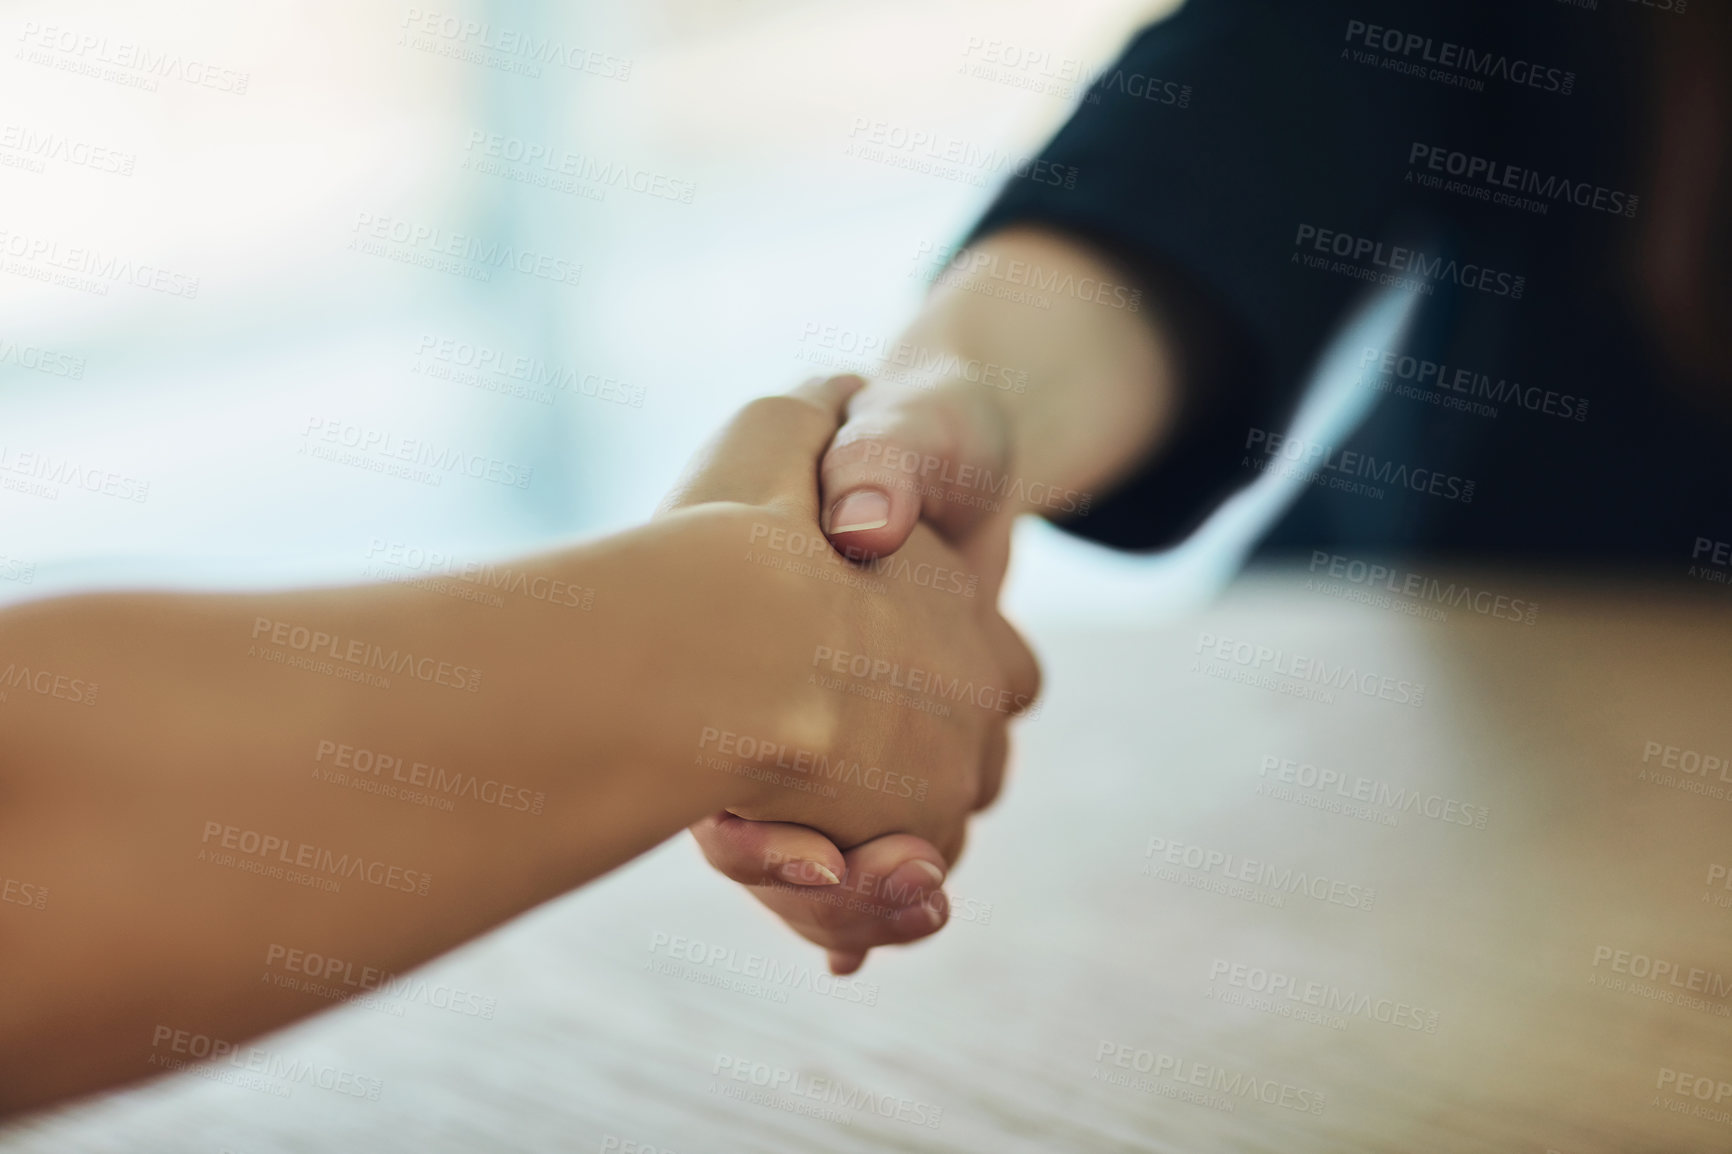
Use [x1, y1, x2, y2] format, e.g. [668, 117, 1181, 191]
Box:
[965, 0, 1462, 550]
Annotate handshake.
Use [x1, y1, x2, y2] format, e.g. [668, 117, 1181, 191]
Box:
[0, 229, 1178, 1111]
[650, 372, 1042, 975]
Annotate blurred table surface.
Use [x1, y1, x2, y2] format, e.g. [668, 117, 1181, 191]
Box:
[4, 565, 1731, 1154]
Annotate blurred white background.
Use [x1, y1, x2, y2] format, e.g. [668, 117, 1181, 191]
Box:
[0, 0, 1283, 626]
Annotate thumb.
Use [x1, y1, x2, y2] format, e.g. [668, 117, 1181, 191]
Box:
[690, 812, 846, 888]
[820, 385, 1011, 560]
[657, 374, 864, 519]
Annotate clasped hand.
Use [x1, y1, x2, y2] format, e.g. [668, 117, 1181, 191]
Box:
[655, 374, 1038, 973]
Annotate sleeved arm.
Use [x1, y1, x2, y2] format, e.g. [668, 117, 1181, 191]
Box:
[965, 0, 1457, 550]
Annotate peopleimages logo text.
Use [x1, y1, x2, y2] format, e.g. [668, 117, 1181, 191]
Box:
[250, 617, 482, 692]
[200, 820, 433, 896]
[1307, 551, 1537, 624]
[1359, 347, 1587, 422]
[1343, 20, 1575, 94]
[1293, 225, 1525, 299]
[1246, 428, 1475, 504]
[1407, 143, 1637, 218]
[1194, 631, 1425, 707]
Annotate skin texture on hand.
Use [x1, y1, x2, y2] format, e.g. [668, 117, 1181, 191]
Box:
[655, 377, 1040, 860]
[0, 376, 1033, 1112]
[695, 227, 1182, 971]
[820, 227, 1178, 563]
[691, 814, 953, 976]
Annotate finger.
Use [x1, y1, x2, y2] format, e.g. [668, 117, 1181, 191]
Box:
[817, 406, 933, 560]
[975, 723, 1009, 811]
[936, 823, 968, 873]
[746, 834, 950, 958]
[690, 812, 844, 887]
[967, 614, 1037, 812]
[820, 387, 1010, 559]
[983, 610, 1042, 719]
[657, 374, 865, 517]
[828, 950, 867, 976]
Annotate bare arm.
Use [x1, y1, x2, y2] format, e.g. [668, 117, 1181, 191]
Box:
[0, 378, 1035, 1113]
[819, 225, 1186, 552]
[0, 521, 735, 1111]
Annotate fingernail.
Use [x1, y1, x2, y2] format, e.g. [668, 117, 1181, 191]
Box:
[779, 860, 840, 886]
[885, 859, 946, 906]
[828, 489, 890, 534]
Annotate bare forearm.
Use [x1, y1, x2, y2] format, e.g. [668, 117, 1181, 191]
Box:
[0, 524, 728, 1111]
[891, 226, 1184, 514]
[0, 377, 1006, 1113]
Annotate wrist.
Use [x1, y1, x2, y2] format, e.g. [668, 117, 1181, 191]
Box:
[543, 516, 748, 822]
[337, 523, 748, 894]
[890, 226, 1181, 516]
[576, 506, 850, 821]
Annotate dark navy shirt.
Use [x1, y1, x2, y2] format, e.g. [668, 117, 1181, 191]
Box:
[969, 0, 1728, 562]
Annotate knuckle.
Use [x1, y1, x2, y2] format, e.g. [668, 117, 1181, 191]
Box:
[742, 393, 831, 438]
[827, 439, 902, 486]
[976, 772, 1004, 810]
